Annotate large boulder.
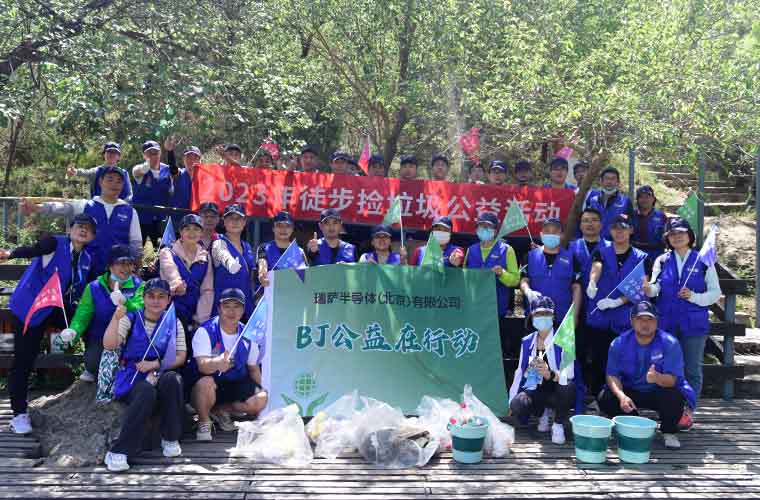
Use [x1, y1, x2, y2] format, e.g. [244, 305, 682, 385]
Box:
[28, 381, 126, 467]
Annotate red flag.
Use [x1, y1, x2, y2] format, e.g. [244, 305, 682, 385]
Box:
[261, 142, 280, 162]
[555, 146, 574, 160]
[357, 137, 371, 175]
[23, 271, 65, 334]
[459, 127, 481, 162]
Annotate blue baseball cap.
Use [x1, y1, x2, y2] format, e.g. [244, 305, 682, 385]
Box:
[371, 224, 392, 238]
[331, 150, 350, 162]
[515, 160, 532, 171]
[102, 142, 121, 154]
[476, 212, 499, 227]
[320, 208, 342, 222]
[100, 165, 124, 178]
[108, 244, 134, 265]
[636, 185, 655, 198]
[219, 287, 245, 305]
[272, 211, 294, 225]
[369, 154, 384, 165]
[144, 278, 171, 296]
[198, 202, 220, 215]
[489, 160, 507, 172]
[610, 214, 633, 229]
[542, 217, 563, 230]
[631, 300, 658, 319]
[431, 215, 452, 230]
[224, 143, 242, 153]
[665, 217, 692, 233]
[400, 154, 418, 166]
[550, 157, 569, 170]
[70, 213, 97, 232]
[179, 214, 202, 230]
[531, 295, 555, 314]
[431, 154, 449, 166]
[183, 146, 202, 157]
[142, 140, 160, 152]
[223, 204, 246, 218]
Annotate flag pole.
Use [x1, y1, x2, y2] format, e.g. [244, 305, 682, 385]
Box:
[525, 223, 535, 245]
[399, 214, 405, 251]
[55, 268, 69, 329]
[130, 306, 172, 384]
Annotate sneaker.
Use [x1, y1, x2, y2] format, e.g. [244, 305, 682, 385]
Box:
[161, 439, 182, 458]
[79, 370, 96, 383]
[210, 409, 236, 432]
[9, 414, 32, 435]
[585, 400, 600, 415]
[196, 421, 213, 441]
[663, 433, 681, 450]
[537, 408, 554, 432]
[551, 423, 566, 445]
[104, 451, 130, 472]
[677, 412, 694, 432]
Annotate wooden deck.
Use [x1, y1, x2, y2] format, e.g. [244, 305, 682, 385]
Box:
[1, 398, 760, 499]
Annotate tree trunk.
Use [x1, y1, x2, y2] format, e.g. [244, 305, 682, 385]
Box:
[3, 117, 23, 195]
[561, 150, 609, 246]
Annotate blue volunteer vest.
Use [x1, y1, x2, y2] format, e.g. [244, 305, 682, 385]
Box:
[92, 166, 131, 200]
[465, 240, 513, 316]
[85, 276, 141, 343]
[187, 317, 251, 384]
[656, 250, 709, 337]
[570, 238, 611, 289]
[9, 236, 92, 327]
[169, 169, 193, 228]
[364, 251, 402, 265]
[313, 238, 355, 266]
[170, 250, 208, 323]
[416, 243, 462, 267]
[83, 199, 133, 274]
[632, 209, 666, 261]
[132, 163, 172, 224]
[262, 241, 287, 268]
[586, 244, 647, 334]
[113, 310, 172, 400]
[586, 190, 633, 239]
[526, 247, 574, 323]
[211, 235, 256, 319]
[614, 329, 697, 409]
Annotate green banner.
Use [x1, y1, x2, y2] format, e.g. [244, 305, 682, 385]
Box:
[262, 264, 507, 416]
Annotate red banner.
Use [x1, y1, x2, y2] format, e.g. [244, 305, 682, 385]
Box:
[191, 164, 575, 234]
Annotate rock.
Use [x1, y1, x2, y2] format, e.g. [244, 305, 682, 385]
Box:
[28, 380, 126, 467]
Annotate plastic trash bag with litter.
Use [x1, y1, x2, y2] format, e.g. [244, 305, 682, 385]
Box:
[462, 384, 514, 457]
[232, 404, 313, 466]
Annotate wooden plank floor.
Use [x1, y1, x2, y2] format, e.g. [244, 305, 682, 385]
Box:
[0, 398, 759, 499]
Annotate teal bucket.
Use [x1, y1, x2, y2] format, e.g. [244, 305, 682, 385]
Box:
[447, 417, 490, 464]
[569, 415, 614, 463]
[613, 416, 657, 464]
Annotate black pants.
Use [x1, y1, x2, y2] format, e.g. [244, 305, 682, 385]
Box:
[83, 340, 104, 375]
[588, 327, 618, 398]
[140, 221, 162, 248]
[500, 316, 524, 360]
[598, 386, 684, 434]
[510, 381, 576, 424]
[9, 311, 66, 415]
[110, 371, 184, 458]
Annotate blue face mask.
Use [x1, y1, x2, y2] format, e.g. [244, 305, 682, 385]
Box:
[542, 234, 561, 249]
[532, 316, 553, 332]
[110, 273, 128, 285]
[477, 227, 495, 242]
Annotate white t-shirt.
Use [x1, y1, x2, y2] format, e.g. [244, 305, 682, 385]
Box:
[192, 324, 259, 366]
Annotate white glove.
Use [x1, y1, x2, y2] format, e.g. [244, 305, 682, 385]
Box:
[586, 281, 598, 299]
[110, 290, 126, 306]
[59, 328, 77, 343]
[524, 289, 541, 304]
[597, 298, 624, 311]
[227, 257, 242, 274]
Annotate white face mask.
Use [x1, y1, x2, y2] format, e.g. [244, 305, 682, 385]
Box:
[602, 187, 618, 195]
[432, 230, 451, 245]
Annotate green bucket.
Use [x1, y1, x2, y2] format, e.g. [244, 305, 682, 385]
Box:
[447, 417, 490, 464]
[569, 415, 614, 463]
[613, 416, 657, 464]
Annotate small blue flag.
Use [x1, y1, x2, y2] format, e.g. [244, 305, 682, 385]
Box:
[273, 239, 307, 281]
[698, 225, 718, 268]
[615, 260, 647, 304]
[150, 304, 177, 370]
[160, 218, 176, 248]
[240, 297, 268, 363]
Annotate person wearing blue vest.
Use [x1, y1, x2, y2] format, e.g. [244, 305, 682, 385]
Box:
[257, 211, 309, 286]
[544, 157, 576, 190]
[62, 244, 145, 382]
[464, 211, 520, 350]
[599, 301, 696, 450]
[210, 204, 256, 320]
[21, 166, 143, 274]
[359, 224, 407, 264]
[409, 216, 464, 267]
[509, 296, 582, 445]
[166, 141, 202, 229]
[644, 218, 721, 431]
[159, 214, 214, 344]
[585, 166, 634, 240]
[66, 142, 133, 201]
[103, 278, 187, 471]
[132, 140, 173, 249]
[520, 218, 583, 329]
[586, 214, 651, 398]
[190, 288, 269, 441]
[0, 214, 97, 435]
[632, 185, 666, 262]
[198, 202, 221, 251]
[306, 208, 356, 266]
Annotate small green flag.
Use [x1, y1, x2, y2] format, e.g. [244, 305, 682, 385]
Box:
[497, 199, 528, 239]
[383, 196, 402, 226]
[420, 231, 444, 272]
[677, 192, 699, 231]
[551, 304, 575, 371]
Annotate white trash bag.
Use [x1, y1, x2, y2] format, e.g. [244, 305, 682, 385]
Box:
[232, 404, 313, 466]
[462, 384, 514, 457]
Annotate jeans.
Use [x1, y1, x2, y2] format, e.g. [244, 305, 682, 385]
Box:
[677, 334, 707, 405]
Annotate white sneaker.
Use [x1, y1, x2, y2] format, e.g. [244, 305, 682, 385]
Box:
[79, 370, 96, 383]
[537, 408, 554, 432]
[104, 451, 129, 472]
[161, 439, 182, 458]
[9, 414, 32, 434]
[196, 421, 213, 441]
[210, 409, 236, 432]
[663, 433, 681, 450]
[551, 423, 566, 445]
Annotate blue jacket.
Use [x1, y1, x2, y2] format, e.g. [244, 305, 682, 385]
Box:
[585, 190, 634, 239]
[632, 208, 666, 262]
[465, 240, 514, 316]
[656, 250, 710, 338]
[132, 163, 172, 224]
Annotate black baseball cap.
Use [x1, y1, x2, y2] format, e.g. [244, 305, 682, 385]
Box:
[223, 204, 246, 218]
[400, 154, 418, 166]
[476, 212, 499, 227]
[219, 287, 245, 305]
[665, 217, 692, 233]
[102, 142, 121, 154]
[198, 202, 220, 215]
[431, 154, 449, 166]
[371, 224, 392, 238]
[610, 214, 633, 229]
[183, 146, 202, 157]
[531, 295, 555, 314]
[369, 154, 384, 165]
[431, 215, 452, 230]
[70, 213, 97, 232]
[320, 208, 342, 223]
[489, 160, 507, 172]
[515, 160, 532, 171]
[542, 217, 563, 230]
[631, 300, 658, 319]
[550, 157, 569, 170]
[100, 165, 124, 178]
[636, 185, 655, 198]
[224, 144, 242, 153]
[144, 278, 171, 296]
[179, 214, 203, 230]
[142, 140, 160, 152]
[272, 211, 294, 225]
[331, 150, 350, 162]
[108, 244, 134, 265]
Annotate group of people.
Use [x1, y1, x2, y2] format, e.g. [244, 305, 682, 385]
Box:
[2, 138, 719, 470]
